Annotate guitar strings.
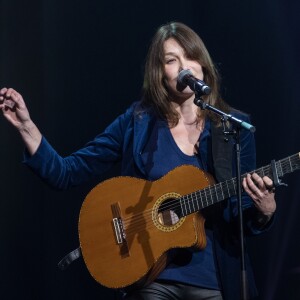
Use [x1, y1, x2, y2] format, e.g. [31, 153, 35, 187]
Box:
[123, 163, 265, 228]
[122, 157, 298, 237]
[123, 157, 298, 237]
[123, 160, 289, 234]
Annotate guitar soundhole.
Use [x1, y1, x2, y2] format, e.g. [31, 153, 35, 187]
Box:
[157, 199, 182, 226]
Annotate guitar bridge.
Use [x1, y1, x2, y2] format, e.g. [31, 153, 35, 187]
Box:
[113, 217, 126, 244]
[111, 202, 130, 258]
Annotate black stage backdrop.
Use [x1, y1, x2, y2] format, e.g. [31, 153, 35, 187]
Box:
[0, 1, 299, 299]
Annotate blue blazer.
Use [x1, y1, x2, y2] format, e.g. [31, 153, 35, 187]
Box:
[24, 103, 272, 300]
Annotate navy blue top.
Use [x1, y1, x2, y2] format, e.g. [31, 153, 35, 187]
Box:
[141, 119, 220, 289]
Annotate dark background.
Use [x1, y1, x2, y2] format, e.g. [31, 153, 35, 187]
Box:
[0, 1, 299, 299]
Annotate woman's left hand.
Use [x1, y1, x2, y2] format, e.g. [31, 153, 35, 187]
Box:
[243, 173, 276, 219]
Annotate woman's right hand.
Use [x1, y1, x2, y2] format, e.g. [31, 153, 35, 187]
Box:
[0, 87, 42, 155]
[0, 87, 32, 130]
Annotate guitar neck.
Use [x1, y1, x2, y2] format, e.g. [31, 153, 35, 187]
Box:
[179, 152, 300, 217]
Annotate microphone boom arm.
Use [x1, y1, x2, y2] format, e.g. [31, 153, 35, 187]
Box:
[194, 95, 256, 133]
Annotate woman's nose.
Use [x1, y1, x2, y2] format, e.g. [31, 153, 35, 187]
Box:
[178, 64, 190, 73]
[178, 67, 192, 79]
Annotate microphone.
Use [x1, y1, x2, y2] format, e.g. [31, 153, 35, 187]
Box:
[177, 69, 211, 95]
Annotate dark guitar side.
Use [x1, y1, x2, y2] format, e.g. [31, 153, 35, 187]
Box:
[78, 165, 215, 289]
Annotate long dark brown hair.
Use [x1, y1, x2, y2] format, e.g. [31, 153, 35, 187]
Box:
[141, 22, 229, 126]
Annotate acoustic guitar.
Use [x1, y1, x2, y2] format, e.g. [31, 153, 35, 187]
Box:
[78, 153, 299, 289]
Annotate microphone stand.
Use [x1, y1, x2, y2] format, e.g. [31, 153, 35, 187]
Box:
[194, 93, 255, 300]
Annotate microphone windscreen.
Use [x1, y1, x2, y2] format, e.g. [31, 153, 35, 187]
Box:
[177, 69, 192, 85]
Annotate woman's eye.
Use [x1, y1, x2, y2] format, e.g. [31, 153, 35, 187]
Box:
[166, 58, 176, 64]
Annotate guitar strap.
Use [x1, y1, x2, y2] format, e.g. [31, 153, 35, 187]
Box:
[211, 122, 233, 182]
[58, 247, 81, 270]
[58, 122, 233, 271]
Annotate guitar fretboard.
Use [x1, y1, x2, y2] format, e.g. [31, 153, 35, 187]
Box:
[179, 153, 300, 217]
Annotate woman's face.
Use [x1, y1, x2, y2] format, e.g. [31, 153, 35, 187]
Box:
[163, 38, 203, 101]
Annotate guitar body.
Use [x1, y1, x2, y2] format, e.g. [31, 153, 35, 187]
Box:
[78, 165, 215, 289]
[78, 152, 300, 288]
